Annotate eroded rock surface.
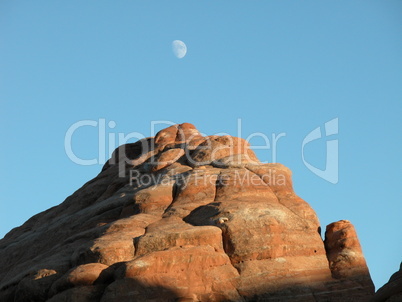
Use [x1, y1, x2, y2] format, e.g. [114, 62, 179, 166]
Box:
[0, 123, 374, 301]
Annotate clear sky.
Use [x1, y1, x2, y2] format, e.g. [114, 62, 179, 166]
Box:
[1, 0, 401, 290]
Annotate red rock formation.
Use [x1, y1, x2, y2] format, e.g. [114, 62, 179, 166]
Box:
[371, 263, 402, 302]
[0, 123, 375, 301]
[325, 220, 372, 280]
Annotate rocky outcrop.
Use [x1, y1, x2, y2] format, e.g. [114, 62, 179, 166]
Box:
[0, 123, 375, 301]
[325, 221, 373, 281]
[372, 263, 402, 302]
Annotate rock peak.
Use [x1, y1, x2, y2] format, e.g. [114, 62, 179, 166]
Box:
[0, 123, 374, 301]
[154, 122, 201, 148]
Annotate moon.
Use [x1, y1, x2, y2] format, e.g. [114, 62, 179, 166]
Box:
[172, 40, 187, 59]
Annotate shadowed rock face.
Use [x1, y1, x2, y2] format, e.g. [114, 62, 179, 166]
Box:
[371, 263, 402, 302]
[0, 123, 375, 301]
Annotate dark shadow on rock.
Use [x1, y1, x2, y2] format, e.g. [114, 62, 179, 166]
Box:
[0, 261, 182, 302]
[47, 284, 106, 302]
[183, 203, 221, 226]
[371, 262, 402, 302]
[101, 138, 156, 172]
[0, 263, 375, 302]
[241, 274, 375, 302]
[95, 262, 125, 285]
[101, 278, 180, 302]
[3, 270, 61, 302]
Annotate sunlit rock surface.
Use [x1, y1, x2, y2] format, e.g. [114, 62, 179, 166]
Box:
[0, 123, 375, 301]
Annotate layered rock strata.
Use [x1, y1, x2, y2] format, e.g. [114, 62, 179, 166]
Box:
[0, 123, 374, 301]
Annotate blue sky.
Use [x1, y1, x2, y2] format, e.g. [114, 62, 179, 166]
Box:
[1, 0, 401, 290]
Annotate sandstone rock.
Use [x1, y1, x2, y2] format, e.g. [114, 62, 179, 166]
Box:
[325, 220, 373, 280]
[14, 269, 59, 302]
[49, 263, 109, 297]
[151, 148, 185, 171]
[72, 214, 160, 266]
[0, 123, 375, 302]
[47, 285, 105, 302]
[247, 163, 320, 230]
[324, 220, 375, 301]
[154, 123, 202, 150]
[188, 135, 258, 167]
[155, 125, 178, 146]
[214, 168, 278, 202]
[184, 198, 333, 300]
[176, 122, 203, 143]
[103, 138, 156, 173]
[371, 262, 402, 302]
[163, 168, 220, 218]
[120, 179, 175, 216]
[100, 278, 179, 302]
[109, 246, 241, 301]
[134, 216, 224, 257]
